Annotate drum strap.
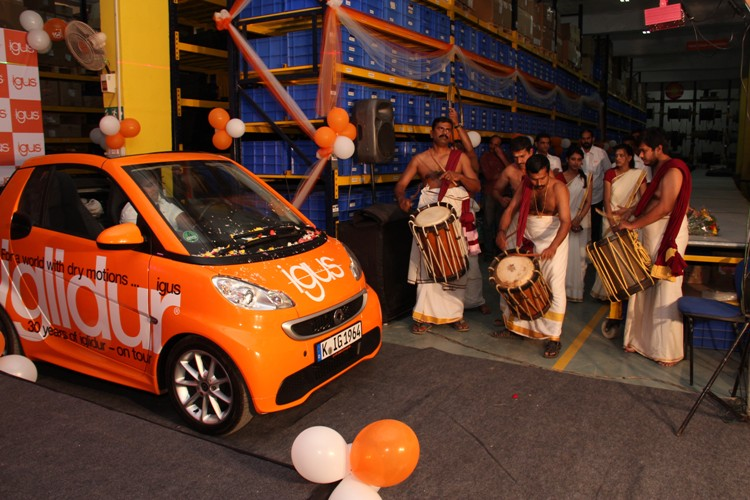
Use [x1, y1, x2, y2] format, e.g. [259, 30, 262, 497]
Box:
[437, 150, 463, 202]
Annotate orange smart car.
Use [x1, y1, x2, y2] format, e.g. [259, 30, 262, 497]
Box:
[0, 152, 382, 434]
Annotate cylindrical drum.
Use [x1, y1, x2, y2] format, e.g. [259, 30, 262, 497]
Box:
[489, 251, 551, 321]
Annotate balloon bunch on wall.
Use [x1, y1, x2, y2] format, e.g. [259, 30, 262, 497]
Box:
[90, 116, 141, 150]
[209, 108, 245, 150]
[313, 107, 357, 160]
[19, 10, 67, 54]
[291, 419, 420, 499]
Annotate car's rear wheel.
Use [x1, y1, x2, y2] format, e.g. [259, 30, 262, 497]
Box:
[166, 336, 253, 435]
[0, 309, 21, 356]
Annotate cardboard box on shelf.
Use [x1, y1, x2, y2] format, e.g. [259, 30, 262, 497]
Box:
[581, 36, 596, 58]
[0, 0, 24, 30]
[581, 55, 594, 78]
[516, 10, 534, 39]
[495, 1, 512, 29]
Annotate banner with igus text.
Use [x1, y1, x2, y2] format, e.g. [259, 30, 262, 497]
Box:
[0, 28, 45, 184]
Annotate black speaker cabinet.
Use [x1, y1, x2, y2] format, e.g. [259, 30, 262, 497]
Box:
[352, 99, 395, 164]
[338, 204, 415, 323]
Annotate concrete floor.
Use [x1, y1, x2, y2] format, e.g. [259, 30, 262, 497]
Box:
[381, 256, 747, 406]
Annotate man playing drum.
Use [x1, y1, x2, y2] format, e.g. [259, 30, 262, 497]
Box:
[395, 116, 481, 335]
[495, 154, 571, 358]
[615, 127, 692, 367]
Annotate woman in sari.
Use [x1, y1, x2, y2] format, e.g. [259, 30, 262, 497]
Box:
[559, 147, 592, 302]
[591, 143, 647, 338]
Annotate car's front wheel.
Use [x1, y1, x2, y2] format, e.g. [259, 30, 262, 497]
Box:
[166, 336, 253, 435]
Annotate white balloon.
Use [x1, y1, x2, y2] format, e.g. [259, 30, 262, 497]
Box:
[291, 426, 349, 484]
[26, 29, 51, 52]
[0, 354, 38, 382]
[225, 118, 246, 138]
[99, 115, 121, 136]
[330, 475, 382, 500]
[560, 138, 571, 149]
[89, 127, 104, 144]
[467, 130, 481, 149]
[333, 136, 355, 160]
[19, 10, 44, 32]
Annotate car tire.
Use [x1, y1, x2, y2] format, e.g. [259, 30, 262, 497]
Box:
[166, 336, 253, 435]
[0, 308, 21, 356]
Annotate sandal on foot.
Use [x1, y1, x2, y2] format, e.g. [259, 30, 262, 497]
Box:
[493, 318, 505, 327]
[411, 322, 432, 335]
[544, 340, 561, 358]
[451, 319, 470, 332]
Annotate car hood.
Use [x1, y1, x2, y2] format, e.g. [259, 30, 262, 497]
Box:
[204, 238, 364, 312]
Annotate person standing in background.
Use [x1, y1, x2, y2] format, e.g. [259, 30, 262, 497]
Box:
[580, 128, 611, 242]
[559, 147, 591, 303]
[479, 135, 510, 256]
[535, 132, 562, 173]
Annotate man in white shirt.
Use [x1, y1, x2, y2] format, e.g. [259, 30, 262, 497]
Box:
[580, 128, 611, 242]
[535, 132, 562, 173]
[120, 169, 194, 230]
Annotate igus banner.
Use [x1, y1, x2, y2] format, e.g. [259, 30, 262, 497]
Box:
[0, 28, 44, 182]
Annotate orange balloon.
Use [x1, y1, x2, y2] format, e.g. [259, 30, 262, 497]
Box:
[105, 133, 125, 149]
[317, 147, 333, 159]
[327, 107, 350, 133]
[340, 122, 357, 141]
[313, 126, 336, 148]
[208, 108, 230, 130]
[119, 118, 141, 138]
[350, 419, 420, 488]
[212, 129, 232, 150]
[43, 18, 67, 42]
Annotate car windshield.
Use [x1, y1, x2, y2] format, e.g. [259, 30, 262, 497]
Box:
[123, 160, 321, 257]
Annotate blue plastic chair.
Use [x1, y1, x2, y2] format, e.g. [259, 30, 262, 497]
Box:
[676, 259, 750, 436]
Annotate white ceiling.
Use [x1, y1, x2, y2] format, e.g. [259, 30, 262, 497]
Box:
[555, 0, 750, 85]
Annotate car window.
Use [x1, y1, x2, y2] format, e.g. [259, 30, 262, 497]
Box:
[123, 160, 322, 258]
[18, 165, 122, 240]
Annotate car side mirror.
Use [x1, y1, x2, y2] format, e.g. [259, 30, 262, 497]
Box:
[96, 223, 145, 249]
[10, 212, 32, 240]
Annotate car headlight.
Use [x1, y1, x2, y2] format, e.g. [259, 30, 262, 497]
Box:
[212, 276, 295, 310]
[342, 243, 363, 281]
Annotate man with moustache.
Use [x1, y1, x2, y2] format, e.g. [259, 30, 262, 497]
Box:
[615, 127, 692, 367]
[580, 128, 611, 242]
[491, 135, 535, 250]
[495, 154, 571, 358]
[395, 116, 481, 335]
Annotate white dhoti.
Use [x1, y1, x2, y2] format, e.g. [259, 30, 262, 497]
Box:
[408, 186, 470, 324]
[623, 215, 688, 363]
[565, 174, 590, 302]
[502, 215, 568, 340]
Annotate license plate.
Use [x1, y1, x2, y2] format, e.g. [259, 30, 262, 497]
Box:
[315, 322, 362, 362]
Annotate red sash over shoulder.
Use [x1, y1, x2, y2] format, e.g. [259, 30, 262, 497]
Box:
[437, 149, 463, 202]
[515, 176, 534, 250]
[634, 158, 692, 280]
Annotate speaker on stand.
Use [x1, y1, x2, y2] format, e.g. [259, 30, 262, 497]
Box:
[352, 99, 395, 164]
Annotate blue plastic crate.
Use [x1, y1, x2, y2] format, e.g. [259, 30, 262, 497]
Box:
[288, 84, 319, 119]
[287, 30, 317, 67]
[248, 36, 287, 69]
[403, 1, 421, 31]
[239, 87, 287, 122]
[385, 0, 403, 25]
[286, 0, 320, 10]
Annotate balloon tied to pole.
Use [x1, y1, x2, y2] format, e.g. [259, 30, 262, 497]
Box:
[19, 9, 67, 54]
[313, 107, 357, 160]
[90, 115, 141, 152]
[209, 108, 245, 150]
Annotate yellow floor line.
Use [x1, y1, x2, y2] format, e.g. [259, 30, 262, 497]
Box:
[552, 305, 608, 371]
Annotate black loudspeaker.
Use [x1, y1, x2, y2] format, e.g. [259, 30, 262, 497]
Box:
[338, 204, 415, 323]
[352, 99, 395, 163]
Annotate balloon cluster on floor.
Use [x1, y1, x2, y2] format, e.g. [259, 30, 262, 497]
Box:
[19, 10, 67, 54]
[291, 419, 420, 499]
[209, 108, 246, 150]
[313, 107, 357, 160]
[0, 354, 38, 382]
[90, 116, 141, 150]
